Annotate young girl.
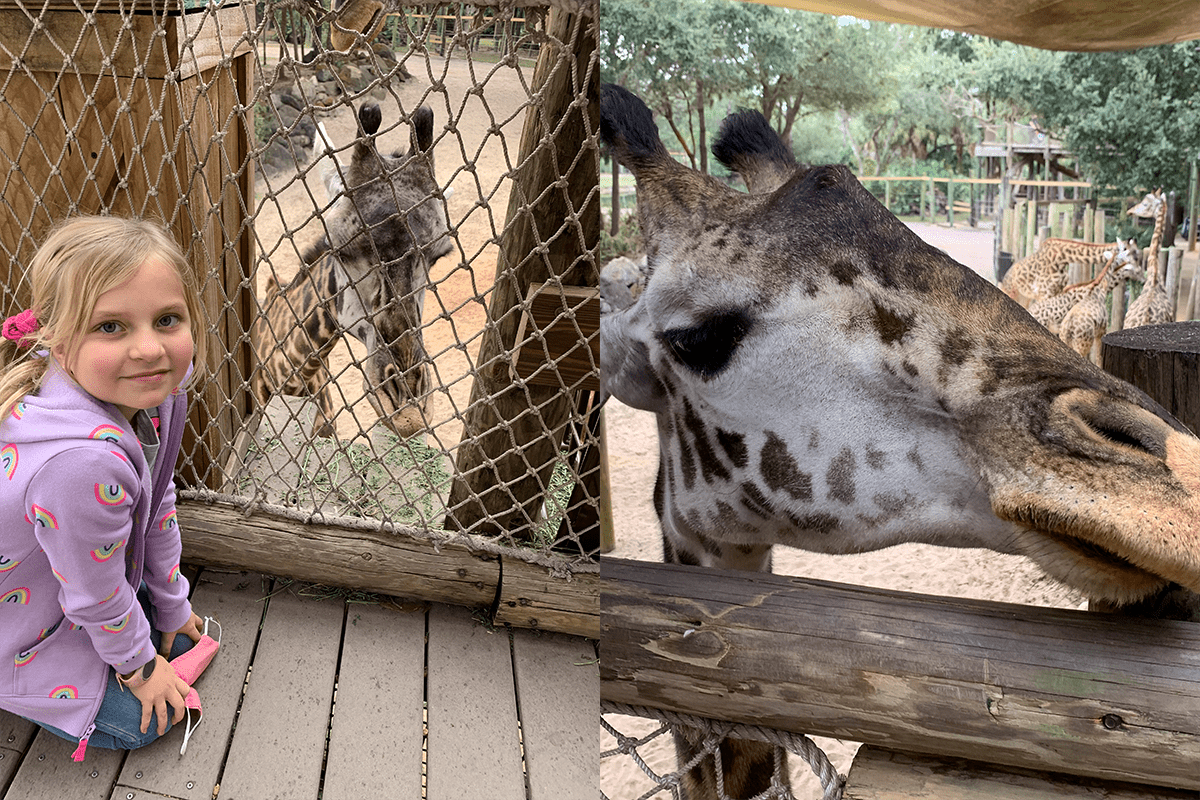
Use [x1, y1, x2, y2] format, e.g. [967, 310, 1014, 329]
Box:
[0, 215, 212, 758]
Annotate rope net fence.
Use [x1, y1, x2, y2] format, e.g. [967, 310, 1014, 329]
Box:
[0, 0, 601, 583]
[601, 703, 847, 800]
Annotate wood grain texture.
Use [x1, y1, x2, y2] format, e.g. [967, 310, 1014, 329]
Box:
[844, 745, 1200, 800]
[494, 555, 599, 637]
[216, 586, 343, 800]
[601, 558, 1200, 790]
[117, 571, 270, 800]
[512, 628, 598, 800]
[446, 6, 600, 538]
[512, 283, 600, 392]
[3, 728, 125, 800]
[0, 712, 37, 790]
[177, 499, 500, 609]
[426, 603, 526, 800]
[1102, 321, 1200, 436]
[321, 602, 426, 800]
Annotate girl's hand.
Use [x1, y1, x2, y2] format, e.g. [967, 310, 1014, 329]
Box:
[127, 654, 192, 735]
[159, 612, 204, 657]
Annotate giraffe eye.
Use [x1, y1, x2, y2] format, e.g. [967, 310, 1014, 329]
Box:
[660, 310, 753, 379]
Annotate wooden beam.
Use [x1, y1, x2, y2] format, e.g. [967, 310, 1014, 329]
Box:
[177, 499, 598, 637]
[844, 746, 1199, 800]
[496, 556, 599, 638]
[178, 499, 499, 608]
[600, 557, 1200, 791]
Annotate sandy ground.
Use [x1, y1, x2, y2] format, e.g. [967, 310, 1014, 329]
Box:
[251, 53, 532, 451]
[598, 222, 1192, 799]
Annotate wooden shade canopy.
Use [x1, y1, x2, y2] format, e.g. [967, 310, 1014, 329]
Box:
[747, 0, 1200, 51]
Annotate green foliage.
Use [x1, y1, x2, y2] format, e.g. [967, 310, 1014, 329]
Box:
[597, 212, 643, 262]
[977, 42, 1200, 196]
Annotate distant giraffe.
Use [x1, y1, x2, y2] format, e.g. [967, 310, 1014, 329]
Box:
[1028, 248, 1144, 335]
[252, 102, 452, 437]
[1001, 236, 1137, 307]
[1125, 189, 1173, 328]
[599, 83, 1200, 800]
[1058, 253, 1141, 363]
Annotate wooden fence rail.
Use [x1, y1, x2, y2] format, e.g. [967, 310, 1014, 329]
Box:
[601, 557, 1200, 791]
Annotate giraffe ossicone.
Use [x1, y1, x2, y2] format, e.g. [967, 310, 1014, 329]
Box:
[600, 82, 1200, 608]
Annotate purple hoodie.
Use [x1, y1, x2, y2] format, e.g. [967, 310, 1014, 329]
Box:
[0, 359, 191, 741]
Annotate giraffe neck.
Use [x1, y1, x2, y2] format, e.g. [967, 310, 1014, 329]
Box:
[1045, 239, 1124, 262]
[1147, 199, 1167, 284]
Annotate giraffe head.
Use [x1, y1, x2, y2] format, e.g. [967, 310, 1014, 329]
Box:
[325, 103, 453, 437]
[1127, 189, 1165, 219]
[600, 84, 1200, 604]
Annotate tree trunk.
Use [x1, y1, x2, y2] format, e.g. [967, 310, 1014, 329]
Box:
[444, 5, 600, 539]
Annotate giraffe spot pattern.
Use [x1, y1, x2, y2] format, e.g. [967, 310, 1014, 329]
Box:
[826, 448, 857, 504]
[716, 428, 748, 470]
[760, 432, 813, 502]
[681, 398, 730, 485]
[871, 299, 912, 345]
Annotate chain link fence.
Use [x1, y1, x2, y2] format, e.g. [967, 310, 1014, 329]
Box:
[0, 0, 601, 591]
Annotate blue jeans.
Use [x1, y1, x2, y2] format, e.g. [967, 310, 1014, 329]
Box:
[39, 588, 195, 750]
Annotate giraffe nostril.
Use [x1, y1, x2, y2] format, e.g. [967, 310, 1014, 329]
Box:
[1074, 403, 1168, 460]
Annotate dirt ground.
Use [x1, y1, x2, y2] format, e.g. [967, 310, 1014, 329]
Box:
[250, 54, 532, 451]
[600, 222, 1200, 799]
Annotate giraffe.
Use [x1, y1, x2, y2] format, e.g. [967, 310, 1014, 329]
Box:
[598, 84, 1200, 800]
[1027, 246, 1144, 335]
[1057, 253, 1140, 363]
[1000, 235, 1138, 308]
[1125, 189, 1174, 328]
[252, 102, 452, 438]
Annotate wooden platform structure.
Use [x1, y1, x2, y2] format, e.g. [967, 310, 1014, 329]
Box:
[0, 568, 597, 800]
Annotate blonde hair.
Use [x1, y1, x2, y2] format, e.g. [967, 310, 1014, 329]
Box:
[0, 216, 209, 416]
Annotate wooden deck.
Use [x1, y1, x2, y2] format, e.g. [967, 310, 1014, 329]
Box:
[0, 569, 598, 800]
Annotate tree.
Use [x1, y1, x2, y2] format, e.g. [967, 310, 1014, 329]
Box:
[711, 4, 895, 145]
[978, 42, 1200, 196]
[599, 0, 738, 172]
[838, 27, 983, 175]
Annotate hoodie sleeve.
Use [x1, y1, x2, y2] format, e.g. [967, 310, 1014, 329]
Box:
[27, 448, 154, 674]
[141, 479, 192, 635]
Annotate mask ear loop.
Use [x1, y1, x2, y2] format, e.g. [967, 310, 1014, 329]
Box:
[178, 617, 222, 755]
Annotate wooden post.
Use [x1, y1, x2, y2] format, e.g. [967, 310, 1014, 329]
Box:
[445, 5, 599, 539]
[1166, 247, 1183, 319]
[1100, 322, 1200, 620]
[884, 180, 891, 213]
[1025, 199, 1037, 259]
[0, 3, 254, 491]
[1185, 266, 1200, 321]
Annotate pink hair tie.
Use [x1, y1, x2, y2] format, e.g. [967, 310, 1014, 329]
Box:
[2, 309, 38, 347]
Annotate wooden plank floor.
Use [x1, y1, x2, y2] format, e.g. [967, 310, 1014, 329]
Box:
[0, 569, 599, 800]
